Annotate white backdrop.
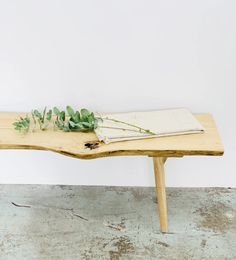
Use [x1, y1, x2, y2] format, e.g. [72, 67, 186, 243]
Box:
[0, 0, 235, 187]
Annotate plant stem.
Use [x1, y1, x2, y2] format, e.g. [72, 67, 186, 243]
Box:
[99, 125, 150, 133]
[99, 117, 156, 135]
[31, 112, 37, 132]
[42, 107, 47, 124]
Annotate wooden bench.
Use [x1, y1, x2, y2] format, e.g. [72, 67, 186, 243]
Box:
[0, 112, 224, 233]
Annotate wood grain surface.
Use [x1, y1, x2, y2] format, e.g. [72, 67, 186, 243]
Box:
[0, 112, 224, 159]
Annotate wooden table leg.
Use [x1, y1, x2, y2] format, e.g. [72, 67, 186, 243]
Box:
[153, 157, 168, 233]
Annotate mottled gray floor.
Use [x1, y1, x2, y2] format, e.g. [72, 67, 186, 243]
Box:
[0, 185, 235, 260]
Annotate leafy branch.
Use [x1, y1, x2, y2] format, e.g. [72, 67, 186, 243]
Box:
[53, 106, 97, 132]
[13, 116, 30, 133]
[13, 106, 156, 137]
[13, 106, 97, 133]
[31, 108, 52, 130]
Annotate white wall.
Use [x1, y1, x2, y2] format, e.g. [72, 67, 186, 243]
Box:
[0, 0, 235, 187]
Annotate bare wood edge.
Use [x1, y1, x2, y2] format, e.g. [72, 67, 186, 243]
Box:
[0, 144, 224, 160]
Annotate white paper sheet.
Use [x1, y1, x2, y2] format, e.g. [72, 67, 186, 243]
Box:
[95, 108, 205, 144]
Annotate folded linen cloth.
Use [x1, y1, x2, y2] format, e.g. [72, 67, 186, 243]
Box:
[95, 108, 205, 144]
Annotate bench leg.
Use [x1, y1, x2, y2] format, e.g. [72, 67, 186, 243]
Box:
[153, 157, 168, 233]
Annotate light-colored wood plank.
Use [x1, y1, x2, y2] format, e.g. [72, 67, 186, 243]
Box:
[153, 157, 168, 233]
[0, 112, 224, 159]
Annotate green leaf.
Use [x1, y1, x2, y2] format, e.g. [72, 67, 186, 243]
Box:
[53, 107, 60, 116]
[68, 120, 76, 128]
[66, 106, 74, 117]
[46, 110, 52, 121]
[59, 111, 65, 121]
[70, 111, 80, 123]
[87, 115, 94, 123]
[22, 120, 27, 127]
[31, 111, 36, 124]
[82, 122, 91, 128]
[74, 111, 80, 122]
[75, 122, 84, 129]
[55, 120, 63, 130]
[80, 108, 90, 118]
[63, 124, 70, 132]
[33, 110, 42, 119]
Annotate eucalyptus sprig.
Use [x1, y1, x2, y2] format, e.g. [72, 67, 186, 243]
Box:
[13, 116, 30, 133]
[13, 106, 156, 137]
[13, 106, 98, 133]
[53, 106, 97, 132]
[31, 108, 52, 131]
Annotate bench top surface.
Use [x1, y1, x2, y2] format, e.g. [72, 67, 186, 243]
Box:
[0, 112, 224, 159]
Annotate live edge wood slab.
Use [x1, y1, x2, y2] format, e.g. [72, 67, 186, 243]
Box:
[0, 112, 224, 233]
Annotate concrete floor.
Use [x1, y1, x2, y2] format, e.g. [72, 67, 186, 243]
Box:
[0, 185, 235, 260]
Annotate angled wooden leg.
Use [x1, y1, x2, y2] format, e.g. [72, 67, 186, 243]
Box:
[153, 157, 168, 233]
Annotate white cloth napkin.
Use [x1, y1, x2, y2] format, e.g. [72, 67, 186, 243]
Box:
[95, 108, 205, 144]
